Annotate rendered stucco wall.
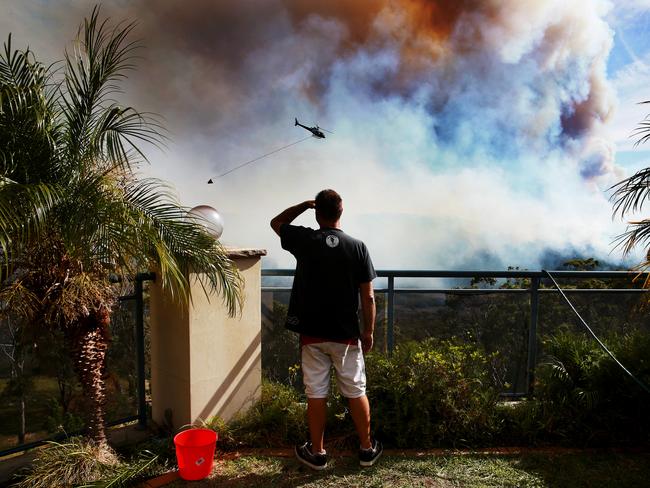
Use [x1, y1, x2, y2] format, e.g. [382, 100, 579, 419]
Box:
[149, 248, 265, 430]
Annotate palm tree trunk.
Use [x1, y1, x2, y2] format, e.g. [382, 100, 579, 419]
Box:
[67, 306, 112, 447]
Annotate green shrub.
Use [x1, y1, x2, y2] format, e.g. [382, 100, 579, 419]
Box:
[43, 397, 85, 435]
[527, 329, 650, 445]
[208, 332, 650, 450]
[212, 341, 505, 449]
[365, 338, 503, 448]
[206, 381, 308, 448]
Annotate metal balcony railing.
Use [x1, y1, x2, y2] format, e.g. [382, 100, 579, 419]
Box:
[0, 273, 154, 458]
[262, 269, 650, 397]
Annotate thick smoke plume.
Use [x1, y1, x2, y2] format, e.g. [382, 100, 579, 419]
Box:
[125, 0, 618, 182]
[288, 0, 618, 180]
[2, 1, 633, 269]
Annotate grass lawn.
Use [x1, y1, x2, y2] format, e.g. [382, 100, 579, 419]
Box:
[166, 451, 650, 488]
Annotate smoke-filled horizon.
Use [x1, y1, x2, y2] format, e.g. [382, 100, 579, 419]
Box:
[2, 0, 647, 270]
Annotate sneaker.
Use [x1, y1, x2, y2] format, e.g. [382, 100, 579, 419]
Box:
[295, 441, 328, 470]
[359, 439, 383, 467]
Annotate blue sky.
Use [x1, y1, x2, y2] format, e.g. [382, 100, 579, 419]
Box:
[605, 2, 650, 172]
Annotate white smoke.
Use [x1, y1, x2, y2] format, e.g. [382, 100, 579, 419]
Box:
[2, 0, 642, 270]
[139, 0, 630, 269]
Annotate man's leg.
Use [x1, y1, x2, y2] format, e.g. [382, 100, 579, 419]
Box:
[302, 344, 331, 454]
[328, 342, 372, 450]
[307, 398, 328, 453]
[348, 395, 372, 449]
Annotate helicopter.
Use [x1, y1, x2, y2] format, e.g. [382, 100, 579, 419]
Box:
[295, 118, 332, 138]
[207, 118, 332, 183]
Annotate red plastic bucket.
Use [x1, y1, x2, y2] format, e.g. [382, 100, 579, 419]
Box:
[174, 428, 218, 480]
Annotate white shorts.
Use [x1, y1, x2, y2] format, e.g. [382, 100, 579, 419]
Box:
[301, 341, 367, 399]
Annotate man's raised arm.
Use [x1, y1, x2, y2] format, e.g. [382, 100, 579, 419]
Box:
[270, 200, 315, 236]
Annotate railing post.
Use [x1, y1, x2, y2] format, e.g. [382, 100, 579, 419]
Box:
[527, 276, 540, 395]
[382, 291, 388, 354]
[135, 276, 147, 428]
[387, 276, 395, 353]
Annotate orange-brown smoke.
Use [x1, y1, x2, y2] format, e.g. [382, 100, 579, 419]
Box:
[282, 0, 501, 98]
[284, 0, 491, 49]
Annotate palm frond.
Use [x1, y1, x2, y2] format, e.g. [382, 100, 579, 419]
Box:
[43, 270, 115, 326]
[121, 178, 243, 315]
[0, 280, 40, 320]
[0, 35, 62, 185]
[611, 219, 650, 256]
[632, 100, 650, 147]
[61, 6, 164, 173]
[3, 7, 241, 311]
[612, 218, 650, 285]
[573, 388, 599, 410]
[92, 106, 165, 169]
[0, 179, 60, 271]
[609, 168, 650, 219]
[539, 356, 572, 385]
[609, 100, 650, 277]
[51, 165, 242, 315]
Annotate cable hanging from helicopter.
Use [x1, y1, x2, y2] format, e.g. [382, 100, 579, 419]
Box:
[207, 118, 333, 183]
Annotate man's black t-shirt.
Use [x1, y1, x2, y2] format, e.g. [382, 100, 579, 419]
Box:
[280, 224, 376, 340]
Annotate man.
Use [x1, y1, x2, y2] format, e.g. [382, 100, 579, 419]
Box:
[270, 189, 382, 470]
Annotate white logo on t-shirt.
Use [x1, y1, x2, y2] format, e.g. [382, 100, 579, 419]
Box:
[325, 235, 339, 248]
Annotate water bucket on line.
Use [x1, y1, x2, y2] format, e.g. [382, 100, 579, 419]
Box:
[174, 428, 218, 480]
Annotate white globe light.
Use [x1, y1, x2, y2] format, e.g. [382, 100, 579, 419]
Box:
[188, 205, 224, 239]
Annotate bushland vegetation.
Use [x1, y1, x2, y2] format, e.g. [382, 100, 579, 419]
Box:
[256, 259, 650, 448]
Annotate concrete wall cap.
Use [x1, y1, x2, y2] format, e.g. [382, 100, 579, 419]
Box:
[225, 247, 267, 258]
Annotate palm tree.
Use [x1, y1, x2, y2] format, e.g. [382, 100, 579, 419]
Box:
[0, 8, 243, 449]
[610, 102, 650, 287]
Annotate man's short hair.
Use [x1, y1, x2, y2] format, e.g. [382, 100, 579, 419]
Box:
[315, 189, 343, 221]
